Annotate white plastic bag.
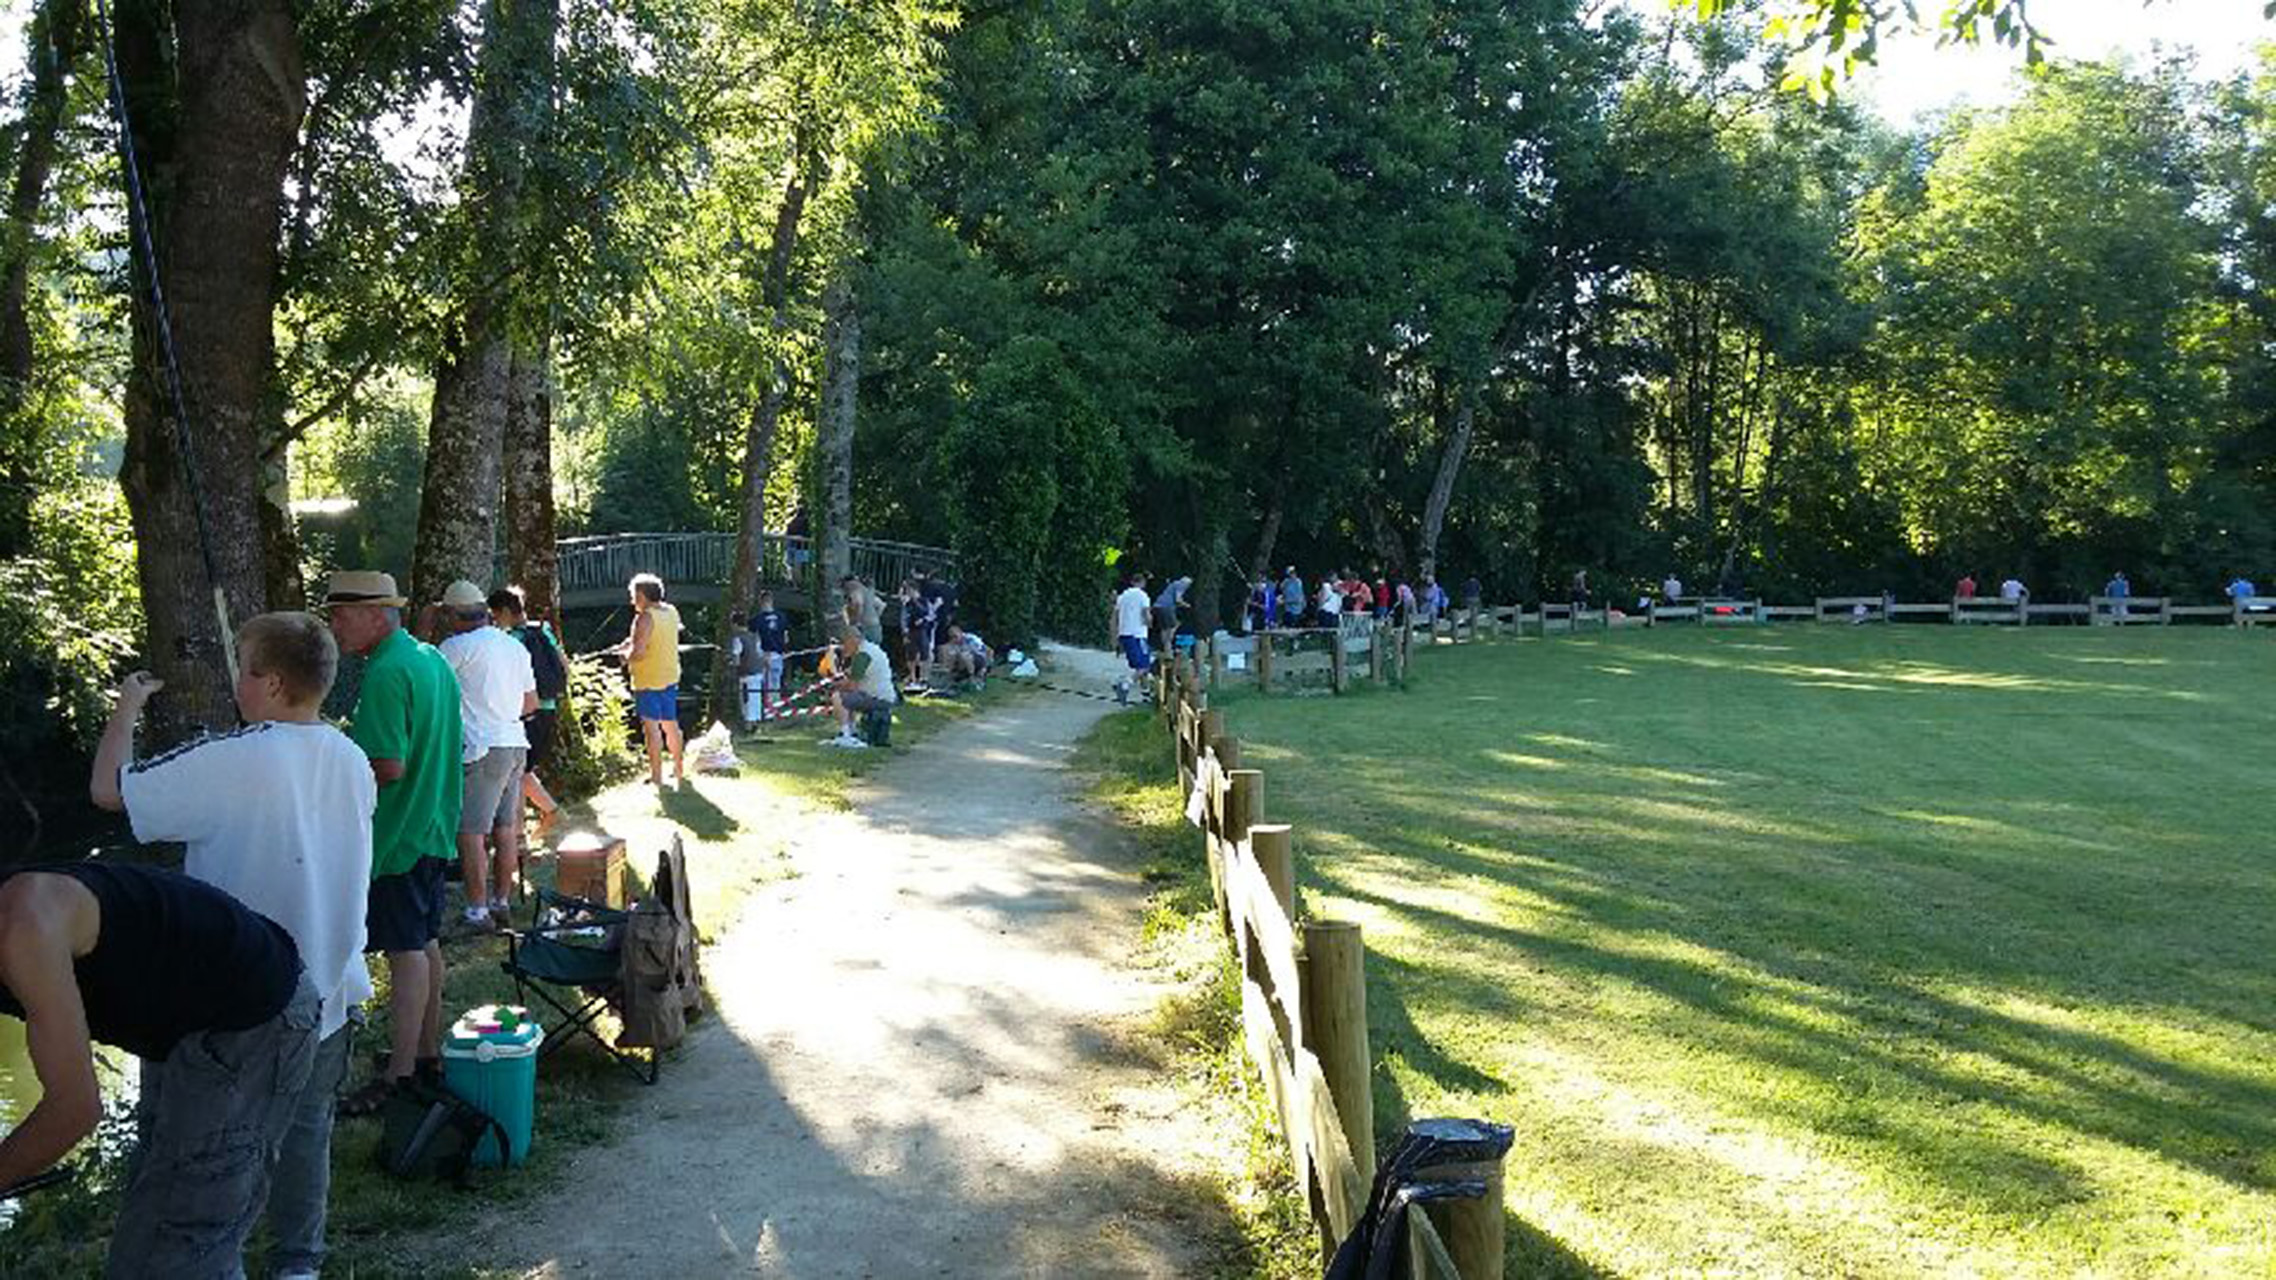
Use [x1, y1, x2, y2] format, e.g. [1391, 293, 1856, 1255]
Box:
[691, 721, 739, 773]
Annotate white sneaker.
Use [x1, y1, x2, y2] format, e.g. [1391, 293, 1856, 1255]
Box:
[836, 734, 869, 749]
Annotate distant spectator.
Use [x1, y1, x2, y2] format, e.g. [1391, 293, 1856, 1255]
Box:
[2226, 574, 2256, 603]
[437, 580, 536, 930]
[1462, 575, 1482, 616]
[823, 622, 897, 749]
[1662, 573, 1683, 602]
[1420, 576, 1446, 623]
[1395, 579, 1417, 626]
[1372, 578, 1391, 619]
[1113, 572, 1153, 703]
[491, 587, 565, 836]
[734, 590, 790, 724]
[841, 575, 886, 646]
[1570, 568, 1589, 611]
[1315, 576, 1340, 625]
[936, 624, 993, 687]
[1999, 577, 2027, 602]
[1955, 574, 1977, 600]
[784, 506, 811, 570]
[1249, 578, 1272, 631]
[895, 579, 930, 685]
[2105, 571, 2130, 598]
[617, 573, 685, 790]
[1153, 574, 1193, 650]
[1279, 567, 1304, 627]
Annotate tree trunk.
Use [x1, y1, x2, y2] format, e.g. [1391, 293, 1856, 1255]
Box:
[258, 451, 305, 609]
[814, 272, 859, 639]
[0, 0, 88, 399]
[502, 334, 556, 619]
[707, 143, 815, 721]
[115, 0, 305, 741]
[1247, 493, 1283, 585]
[0, 0, 88, 558]
[1417, 393, 1475, 584]
[411, 321, 511, 607]
[410, 0, 553, 609]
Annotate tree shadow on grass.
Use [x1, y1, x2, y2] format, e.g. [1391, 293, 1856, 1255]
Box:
[1367, 953, 1614, 1278]
[658, 782, 739, 841]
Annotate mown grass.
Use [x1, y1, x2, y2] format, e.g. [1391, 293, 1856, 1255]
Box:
[0, 685, 1008, 1279]
[1197, 624, 2276, 1278]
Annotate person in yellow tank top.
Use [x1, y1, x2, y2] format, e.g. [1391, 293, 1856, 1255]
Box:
[616, 573, 685, 788]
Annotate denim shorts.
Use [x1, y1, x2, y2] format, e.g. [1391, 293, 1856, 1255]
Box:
[1118, 635, 1153, 673]
[634, 685, 679, 722]
[108, 976, 320, 1279]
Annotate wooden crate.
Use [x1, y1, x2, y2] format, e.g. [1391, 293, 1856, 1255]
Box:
[552, 832, 627, 908]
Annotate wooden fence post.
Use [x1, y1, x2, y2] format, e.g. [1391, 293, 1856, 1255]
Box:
[1330, 634, 1348, 693]
[1419, 1151, 1507, 1280]
[1369, 626, 1385, 684]
[1257, 631, 1275, 694]
[1301, 920, 1375, 1191]
[1251, 824, 1295, 921]
[1200, 708, 1226, 759]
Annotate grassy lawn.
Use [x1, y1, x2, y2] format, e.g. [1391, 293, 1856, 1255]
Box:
[0, 686, 1006, 1280]
[1200, 625, 2276, 1278]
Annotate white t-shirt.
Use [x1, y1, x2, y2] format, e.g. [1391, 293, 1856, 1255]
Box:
[121, 721, 378, 1041]
[1114, 587, 1151, 638]
[851, 639, 898, 704]
[2000, 579, 2025, 600]
[1662, 577, 1683, 600]
[441, 624, 536, 762]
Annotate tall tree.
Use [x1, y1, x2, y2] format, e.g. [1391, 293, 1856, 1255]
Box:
[410, 0, 556, 608]
[814, 270, 858, 634]
[114, 0, 306, 739]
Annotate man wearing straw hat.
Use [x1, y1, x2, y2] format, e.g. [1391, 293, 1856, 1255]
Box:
[322, 571, 462, 1116]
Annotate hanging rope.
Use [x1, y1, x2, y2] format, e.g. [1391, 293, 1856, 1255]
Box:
[91, 0, 237, 687]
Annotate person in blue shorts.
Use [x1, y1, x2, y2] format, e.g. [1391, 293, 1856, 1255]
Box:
[1113, 572, 1153, 704]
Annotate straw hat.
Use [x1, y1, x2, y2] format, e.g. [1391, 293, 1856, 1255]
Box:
[322, 570, 408, 609]
[439, 580, 488, 609]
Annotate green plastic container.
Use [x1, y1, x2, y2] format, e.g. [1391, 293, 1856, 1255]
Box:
[440, 1004, 543, 1167]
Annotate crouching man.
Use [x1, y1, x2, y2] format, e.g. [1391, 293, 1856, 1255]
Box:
[0, 860, 318, 1278]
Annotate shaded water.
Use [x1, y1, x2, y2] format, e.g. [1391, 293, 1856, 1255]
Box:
[1, 1015, 136, 1232]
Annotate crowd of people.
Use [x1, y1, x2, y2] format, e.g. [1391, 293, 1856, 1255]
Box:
[0, 568, 583, 1277]
[722, 567, 988, 750]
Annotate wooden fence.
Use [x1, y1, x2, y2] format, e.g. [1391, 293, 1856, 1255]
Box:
[1153, 656, 1509, 1277]
[1376, 593, 2276, 641]
[1196, 616, 1411, 696]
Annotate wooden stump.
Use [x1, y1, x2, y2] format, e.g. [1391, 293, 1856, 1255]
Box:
[1301, 919, 1375, 1191]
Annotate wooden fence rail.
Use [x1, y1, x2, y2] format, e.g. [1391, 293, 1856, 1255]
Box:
[1364, 593, 2276, 644]
[1152, 655, 1508, 1277]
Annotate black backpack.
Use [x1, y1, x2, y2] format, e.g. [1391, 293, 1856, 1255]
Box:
[520, 625, 568, 702]
[375, 1076, 513, 1186]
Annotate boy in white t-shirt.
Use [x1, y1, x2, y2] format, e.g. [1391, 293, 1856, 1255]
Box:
[91, 612, 377, 1280]
[1112, 572, 1154, 704]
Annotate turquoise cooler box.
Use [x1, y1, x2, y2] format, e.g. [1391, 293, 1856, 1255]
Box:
[440, 1005, 544, 1168]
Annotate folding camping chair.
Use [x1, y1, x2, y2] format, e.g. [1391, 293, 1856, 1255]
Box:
[500, 890, 660, 1085]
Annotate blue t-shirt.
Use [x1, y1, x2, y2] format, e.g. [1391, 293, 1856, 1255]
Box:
[2227, 579, 2255, 601]
[2106, 577, 2131, 598]
[751, 608, 790, 654]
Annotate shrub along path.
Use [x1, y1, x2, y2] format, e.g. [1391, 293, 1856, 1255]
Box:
[441, 646, 1240, 1276]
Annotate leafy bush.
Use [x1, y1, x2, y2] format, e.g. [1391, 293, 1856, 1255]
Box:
[547, 655, 640, 801]
[0, 480, 141, 861]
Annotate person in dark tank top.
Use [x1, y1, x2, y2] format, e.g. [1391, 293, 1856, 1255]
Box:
[0, 860, 318, 1278]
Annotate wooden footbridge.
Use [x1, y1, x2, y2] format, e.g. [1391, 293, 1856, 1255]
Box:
[555, 532, 955, 610]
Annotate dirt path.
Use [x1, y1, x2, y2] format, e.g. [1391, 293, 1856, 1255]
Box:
[493, 646, 1227, 1278]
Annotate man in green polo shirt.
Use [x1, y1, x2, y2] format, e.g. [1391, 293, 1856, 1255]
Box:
[322, 570, 463, 1114]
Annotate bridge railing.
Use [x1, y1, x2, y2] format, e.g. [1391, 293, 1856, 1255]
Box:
[555, 532, 956, 600]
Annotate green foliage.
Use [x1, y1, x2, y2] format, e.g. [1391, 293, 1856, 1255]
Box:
[547, 655, 640, 801]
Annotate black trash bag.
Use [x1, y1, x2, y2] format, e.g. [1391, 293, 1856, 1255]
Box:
[1325, 1117, 1516, 1280]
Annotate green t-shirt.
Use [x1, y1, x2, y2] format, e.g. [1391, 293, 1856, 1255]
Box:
[349, 627, 464, 879]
